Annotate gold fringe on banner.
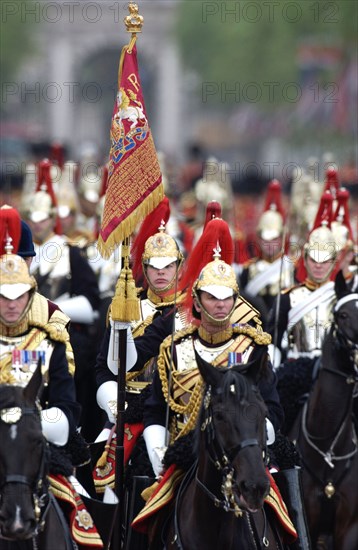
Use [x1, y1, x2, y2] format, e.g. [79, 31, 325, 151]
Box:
[97, 183, 163, 260]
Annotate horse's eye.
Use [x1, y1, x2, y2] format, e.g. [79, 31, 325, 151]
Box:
[338, 312, 348, 320]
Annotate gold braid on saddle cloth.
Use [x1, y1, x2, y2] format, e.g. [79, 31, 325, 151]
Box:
[0, 294, 74, 385]
[157, 323, 271, 441]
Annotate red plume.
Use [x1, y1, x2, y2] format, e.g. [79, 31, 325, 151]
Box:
[311, 190, 333, 231]
[295, 191, 334, 283]
[50, 142, 65, 169]
[333, 188, 353, 241]
[131, 196, 171, 285]
[179, 217, 234, 294]
[263, 179, 285, 218]
[323, 168, 340, 198]
[203, 201, 222, 230]
[36, 159, 62, 235]
[0, 205, 22, 255]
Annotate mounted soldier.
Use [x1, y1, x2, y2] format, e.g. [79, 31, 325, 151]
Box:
[22, 158, 102, 443]
[94, 197, 187, 494]
[0, 208, 116, 548]
[240, 179, 294, 319]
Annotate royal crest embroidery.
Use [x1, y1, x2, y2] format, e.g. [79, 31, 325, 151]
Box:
[76, 509, 94, 531]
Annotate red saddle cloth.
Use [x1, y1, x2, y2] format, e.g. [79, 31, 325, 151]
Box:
[49, 474, 103, 548]
[92, 422, 144, 493]
[131, 465, 297, 545]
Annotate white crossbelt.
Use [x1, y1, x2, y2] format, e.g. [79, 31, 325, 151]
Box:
[245, 258, 282, 295]
[288, 281, 335, 327]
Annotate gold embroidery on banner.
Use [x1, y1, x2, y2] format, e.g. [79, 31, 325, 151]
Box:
[102, 137, 161, 229]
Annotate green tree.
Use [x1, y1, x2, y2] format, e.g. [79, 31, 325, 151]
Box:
[0, 0, 36, 106]
[176, 0, 357, 109]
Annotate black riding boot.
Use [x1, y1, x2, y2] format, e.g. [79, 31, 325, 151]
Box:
[124, 475, 156, 550]
[272, 467, 312, 550]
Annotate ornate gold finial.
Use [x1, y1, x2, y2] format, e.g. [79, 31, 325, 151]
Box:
[124, 3, 144, 34]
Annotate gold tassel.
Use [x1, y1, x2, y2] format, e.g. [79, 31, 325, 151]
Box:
[141, 481, 159, 502]
[95, 425, 116, 469]
[95, 443, 110, 470]
[125, 269, 140, 321]
[111, 238, 140, 322]
[111, 270, 127, 320]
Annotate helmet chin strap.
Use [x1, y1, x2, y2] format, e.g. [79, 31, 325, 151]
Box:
[143, 262, 181, 295]
[305, 257, 335, 284]
[0, 291, 34, 329]
[145, 274, 177, 295]
[197, 295, 237, 327]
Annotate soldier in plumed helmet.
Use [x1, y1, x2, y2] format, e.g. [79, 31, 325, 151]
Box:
[0, 207, 116, 547]
[240, 180, 294, 318]
[269, 191, 338, 369]
[138, 237, 282, 483]
[0, 207, 80, 446]
[22, 158, 101, 442]
[130, 222, 307, 546]
[93, 197, 187, 492]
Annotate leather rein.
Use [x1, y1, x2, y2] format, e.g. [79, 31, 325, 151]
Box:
[0, 404, 51, 538]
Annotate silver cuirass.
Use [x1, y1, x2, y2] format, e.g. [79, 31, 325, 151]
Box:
[286, 286, 335, 358]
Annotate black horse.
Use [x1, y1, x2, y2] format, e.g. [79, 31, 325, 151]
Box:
[0, 362, 75, 550]
[291, 272, 358, 549]
[164, 345, 292, 550]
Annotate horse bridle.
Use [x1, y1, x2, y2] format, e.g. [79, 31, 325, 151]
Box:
[0, 404, 51, 536]
[195, 384, 267, 516]
[170, 383, 269, 550]
[300, 293, 358, 472]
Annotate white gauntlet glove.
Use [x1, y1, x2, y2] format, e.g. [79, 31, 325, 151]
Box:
[41, 407, 69, 446]
[268, 344, 281, 370]
[265, 418, 275, 445]
[143, 425, 169, 478]
[107, 320, 138, 375]
[96, 380, 118, 424]
[56, 294, 97, 324]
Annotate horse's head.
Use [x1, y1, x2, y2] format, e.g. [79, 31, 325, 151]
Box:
[333, 270, 358, 361]
[195, 345, 270, 513]
[0, 360, 47, 540]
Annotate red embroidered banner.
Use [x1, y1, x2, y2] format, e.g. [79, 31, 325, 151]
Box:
[98, 42, 163, 258]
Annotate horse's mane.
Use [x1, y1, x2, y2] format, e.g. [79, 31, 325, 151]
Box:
[217, 368, 253, 403]
[192, 369, 260, 456]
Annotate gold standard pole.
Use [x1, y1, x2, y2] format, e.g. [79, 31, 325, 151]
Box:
[112, 7, 143, 547]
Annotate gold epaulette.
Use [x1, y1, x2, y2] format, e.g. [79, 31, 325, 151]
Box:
[232, 324, 271, 345]
[231, 295, 262, 327]
[29, 295, 69, 345]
